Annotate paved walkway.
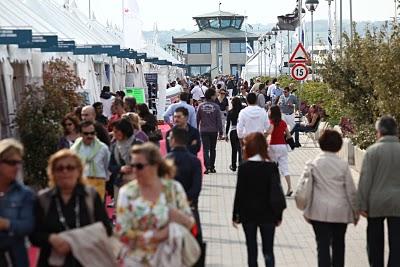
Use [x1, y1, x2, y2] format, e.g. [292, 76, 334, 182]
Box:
[199, 139, 382, 267]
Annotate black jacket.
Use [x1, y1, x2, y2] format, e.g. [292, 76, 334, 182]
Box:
[166, 125, 201, 155]
[30, 184, 112, 267]
[94, 122, 110, 147]
[166, 147, 202, 203]
[233, 161, 286, 224]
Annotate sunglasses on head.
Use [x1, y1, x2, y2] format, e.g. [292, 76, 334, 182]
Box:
[54, 165, 77, 172]
[82, 131, 96, 136]
[129, 162, 149, 170]
[1, 159, 22, 166]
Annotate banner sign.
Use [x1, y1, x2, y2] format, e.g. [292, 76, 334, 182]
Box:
[19, 35, 58, 49]
[73, 44, 120, 55]
[136, 52, 147, 59]
[145, 57, 159, 63]
[114, 48, 138, 59]
[41, 40, 76, 52]
[125, 87, 146, 104]
[0, 29, 32, 45]
[156, 60, 172, 66]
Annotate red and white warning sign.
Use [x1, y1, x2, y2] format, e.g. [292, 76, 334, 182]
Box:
[291, 63, 308, 81]
[289, 43, 309, 64]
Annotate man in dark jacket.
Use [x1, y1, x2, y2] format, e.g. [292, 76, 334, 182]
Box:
[197, 88, 223, 174]
[166, 107, 201, 155]
[166, 127, 203, 245]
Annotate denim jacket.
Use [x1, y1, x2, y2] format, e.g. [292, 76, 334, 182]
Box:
[0, 181, 35, 267]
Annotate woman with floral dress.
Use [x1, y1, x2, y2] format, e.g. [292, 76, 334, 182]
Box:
[115, 142, 195, 266]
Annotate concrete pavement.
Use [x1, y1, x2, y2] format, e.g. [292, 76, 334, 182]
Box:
[198, 139, 387, 267]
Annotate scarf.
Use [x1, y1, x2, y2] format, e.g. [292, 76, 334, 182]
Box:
[71, 137, 102, 177]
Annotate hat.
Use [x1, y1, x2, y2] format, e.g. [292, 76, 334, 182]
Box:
[0, 138, 24, 158]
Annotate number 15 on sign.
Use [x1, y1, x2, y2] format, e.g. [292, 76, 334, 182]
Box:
[291, 63, 309, 81]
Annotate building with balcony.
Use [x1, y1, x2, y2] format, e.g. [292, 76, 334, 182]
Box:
[172, 11, 258, 77]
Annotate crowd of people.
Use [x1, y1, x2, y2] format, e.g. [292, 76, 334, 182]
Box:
[0, 76, 399, 267]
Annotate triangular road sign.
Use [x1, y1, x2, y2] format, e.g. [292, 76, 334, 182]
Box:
[289, 43, 309, 63]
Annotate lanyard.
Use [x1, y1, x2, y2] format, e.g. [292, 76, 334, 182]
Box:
[55, 196, 80, 230]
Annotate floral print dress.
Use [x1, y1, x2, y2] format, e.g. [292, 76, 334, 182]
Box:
[116, 178, 192, 264]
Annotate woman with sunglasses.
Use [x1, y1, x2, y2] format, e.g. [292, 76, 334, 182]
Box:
[30, 149, 112, 267]
[116, 142, 195, 266]
[57, 113, 80, 150]
[0, 139, 35, 267]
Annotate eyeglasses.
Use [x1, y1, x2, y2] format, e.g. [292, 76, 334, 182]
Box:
[0, 159, 22, 166]
[129, 163, 149, 170]
[82, 131, 96, 136]
[54, 165, 77, 172]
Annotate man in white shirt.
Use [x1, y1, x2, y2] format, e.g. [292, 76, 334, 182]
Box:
[267, 78, 278, 99]
[191, 81, 205, 101]
[237, 93, 270, 142]
[71, 120, 110, 200]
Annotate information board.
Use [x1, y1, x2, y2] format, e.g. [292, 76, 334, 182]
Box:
[125, 87, 146, 104]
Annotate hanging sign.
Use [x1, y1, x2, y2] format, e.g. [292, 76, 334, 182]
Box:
[289, 43, 309, 63]
[0, 29, 32, 45]
[145, 57, 159, 63]
[73, 44, 120, 55]
[136, 52, 147, 59]
[41, 40, 75, 52]
[125, 87, 146, 104]
[19, 35, 58, 49]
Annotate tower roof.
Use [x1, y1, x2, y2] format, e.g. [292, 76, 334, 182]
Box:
[193, 10, 245, 19]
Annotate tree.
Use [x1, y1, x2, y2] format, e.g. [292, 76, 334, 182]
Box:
[16, 59, 83, 188]
[321, 22, 400, 149]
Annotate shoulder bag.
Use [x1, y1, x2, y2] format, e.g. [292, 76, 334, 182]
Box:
[294, 163, 314, 211]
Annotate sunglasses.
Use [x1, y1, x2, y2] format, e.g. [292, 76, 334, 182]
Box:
[1, 159, 22, 166]
[65, 123, 73, 126]
[82, 131, 96, 136]
[129, 163, 149, 170]
[54, 165, 78, 172]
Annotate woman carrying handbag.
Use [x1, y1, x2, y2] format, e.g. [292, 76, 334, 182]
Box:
[295, 130, 359, 267]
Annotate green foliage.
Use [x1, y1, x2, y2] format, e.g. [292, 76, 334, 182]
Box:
[16, 60, 83, 188]
[320, 22, 400, 149]
[297, 81, 347, 126]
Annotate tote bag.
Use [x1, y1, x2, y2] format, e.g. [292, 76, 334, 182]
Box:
[294, 162, 314, 210]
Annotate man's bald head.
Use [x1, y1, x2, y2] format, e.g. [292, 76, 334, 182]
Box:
[81, 105, 96, 122]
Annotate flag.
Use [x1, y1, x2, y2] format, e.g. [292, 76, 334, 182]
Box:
[246, 43, 254, 57]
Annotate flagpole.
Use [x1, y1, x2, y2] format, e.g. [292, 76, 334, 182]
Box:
[88, 0, 91, 19]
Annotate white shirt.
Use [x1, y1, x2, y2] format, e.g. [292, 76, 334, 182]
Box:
[237, 105, 270, 139]
[267, 84, 276, 97]
[191, 85, 205, 101]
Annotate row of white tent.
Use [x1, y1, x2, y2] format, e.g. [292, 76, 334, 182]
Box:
[0, 0, 185, 138]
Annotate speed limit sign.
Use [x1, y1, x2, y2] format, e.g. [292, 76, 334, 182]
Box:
[291, 63, 309, 81]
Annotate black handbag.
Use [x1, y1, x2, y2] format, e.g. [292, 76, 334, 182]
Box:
[285, 135, 296, 150]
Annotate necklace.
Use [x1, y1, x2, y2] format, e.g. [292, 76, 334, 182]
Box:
[55, 195, 80, 230]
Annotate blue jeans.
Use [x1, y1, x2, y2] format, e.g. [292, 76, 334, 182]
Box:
[290, 123, 315, 144]
[201, 132, 218, 169]
[242, 222, 276, 267]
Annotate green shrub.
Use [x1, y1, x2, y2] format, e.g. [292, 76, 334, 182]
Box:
[16, 60, 83, 188]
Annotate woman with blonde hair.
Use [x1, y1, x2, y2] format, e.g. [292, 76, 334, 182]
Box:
[116, 142, 195, 266]
[0, 139, 35, 267]
[30, 149, 112, 267]
[122, 112, 149, 143]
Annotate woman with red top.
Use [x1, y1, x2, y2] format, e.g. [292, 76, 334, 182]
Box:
[268, 106, 293, 196]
